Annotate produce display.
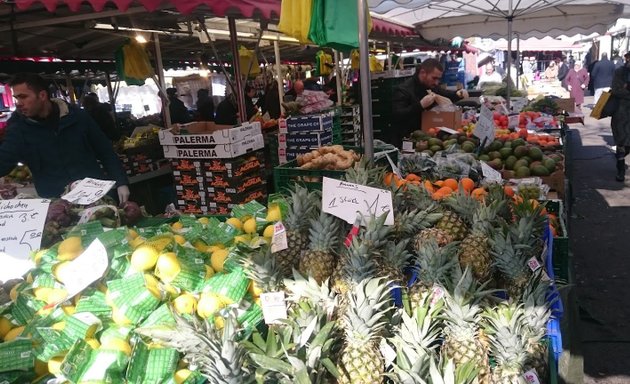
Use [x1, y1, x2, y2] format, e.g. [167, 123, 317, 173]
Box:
[296, 145, 360, 170]
[3, 164, 32, 184]
[0, 158, 561, 384]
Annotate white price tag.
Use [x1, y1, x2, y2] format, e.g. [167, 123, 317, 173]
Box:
[0, 199, 50, 281]
[322, 177, 394, 226]
[271, 222, 288, 253]
[430, 284, 446, 306]
[527, 257, 542, 272]
[438, 127, 458, 135]
[61, 178, 116, 205]
[473, 105, 495, 147]
[379, 339, 397, 367]
[480, 161, 503, 184]
[53, 239, 109, 302]
[523, 369, 541, 384]
[259, 291, 288, 324]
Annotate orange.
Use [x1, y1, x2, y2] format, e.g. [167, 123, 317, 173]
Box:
[432, 186, 453, 200]
[427, 128, 438, 136]
[503, 185, 515, 197]
[384, 172, 396, 186]
[471, 187, 487, 201]
[434, 180, 444, 187]
[423, 180, 435, 194]
[459, 178, 475, 193]
[405, 173, 421, 182]
[443, 178, 458, 191]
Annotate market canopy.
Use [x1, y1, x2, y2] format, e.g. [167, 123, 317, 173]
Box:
[369, 0, 630, 40]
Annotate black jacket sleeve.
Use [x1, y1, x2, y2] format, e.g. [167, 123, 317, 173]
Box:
[611, 68, 630, 100]
[392, 86, 421, 119]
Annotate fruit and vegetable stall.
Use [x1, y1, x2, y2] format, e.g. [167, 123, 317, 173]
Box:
[0, 94, 573, 384]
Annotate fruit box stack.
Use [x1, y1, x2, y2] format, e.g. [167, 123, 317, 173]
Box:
[117, 138, 167, 177]
[277, 111, 334, 164]
[159, 122, 267, 215]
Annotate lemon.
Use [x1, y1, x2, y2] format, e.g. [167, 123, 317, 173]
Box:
[51, 321, 66, 331]
[193, 240, 210, 253]
[173, 234, 187, 245]
[62, 305, 76, 316]
[196, 293, 226, 318]
[174, 369, 192, 384]
[34, 359, 48, 376]
[111, 307, 133, 326]
[162, 283, 180, 298]
[225, 217, 243, 231]
[48, 355, 65, 375]
[144, 274, 163, 299]
[128, 228, 139, 240]
[3, 326, 25, 342]
[9, 283, 21, 302]
[52, 261, 73, 284]
[210, 249, 229, 273]
[205, 265, 215, 279]
[101, 337, 132, 356]
[171, 221, 184, 232]
[243, 218, 257, 234]
[214, 316, 225, 329]
[0, 317, 13, 340]
[266, 205, 281, 222]
[248, 281, 263, 298]
[33, 249, 46, 265]
[57, 237, 84, 261]
[197, 217, 210, 225]
[129, 237, 146, 249]
[207, 244, 224, 253]
[262, 225, 275, 238]
[233, 235, 249, 245]
[25, 272, 34, 284]
[173, 293, 197, 315]
[33, 287, 53, 302]
[85, 338, 101, 349]
[46, 288, 68, 304]
[155, 252, 181, 282]
[131, 245, 160, 271]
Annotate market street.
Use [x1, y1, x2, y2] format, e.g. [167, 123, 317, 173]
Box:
[565, 97, 630, 383]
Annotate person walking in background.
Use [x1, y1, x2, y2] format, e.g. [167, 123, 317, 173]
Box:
[556, 56, 570, 89]
[610, 52, 630, 182]
[214, 94, 238, 126]
[82, 93, 120, 142]
[259, 81, 281, 119]
[565, 62, 589, 110]
[544, 60, 559, 80]
[166, 87, 191, 125]
[195, 88, 214, 121]
[591, 53, 617, 105]
[244, 85, 258, 121]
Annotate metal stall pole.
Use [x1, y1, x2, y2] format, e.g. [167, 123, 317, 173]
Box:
[153, 32, 170, 127]
[334, 49, 343, 106]
[357, 0, 374, 160]
[104, 71, 119, 129]
[228, 17, 247, 124]
[506, 15, 513, 108]
[516, 33, 520, 90]
[274, 39, 285, 115]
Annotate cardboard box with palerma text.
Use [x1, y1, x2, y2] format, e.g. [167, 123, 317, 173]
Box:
[421, 109, 462, 132]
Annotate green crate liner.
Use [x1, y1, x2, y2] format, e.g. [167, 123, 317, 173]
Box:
[135, 217, 179, 228]
[545, 200, 570, 283]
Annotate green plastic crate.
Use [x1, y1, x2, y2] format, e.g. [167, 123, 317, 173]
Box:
[545, 200, 570, 283]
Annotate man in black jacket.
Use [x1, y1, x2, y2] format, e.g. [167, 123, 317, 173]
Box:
[391, 58, 468, 147]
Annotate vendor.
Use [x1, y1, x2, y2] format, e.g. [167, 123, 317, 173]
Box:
[0, 73, 129, 202]
[391, 59, 468, 147]
[477, 63, 503, 89]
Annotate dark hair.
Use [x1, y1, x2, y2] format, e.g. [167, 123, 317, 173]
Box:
[166, 87, 178, 96]
[82, 94, 99, 109]
[8, 72, 49, 96]
[416, 58, 444, 75]
[245, 85, 254, 93]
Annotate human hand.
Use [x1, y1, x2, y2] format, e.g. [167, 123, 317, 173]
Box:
[457, 89, 469, 99]
[567, 85, 572, 91]
[117, 185, 130, 204]
[420, 93, 436, 108]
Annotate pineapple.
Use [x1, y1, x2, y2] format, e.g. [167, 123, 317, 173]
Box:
[344, 157, 386, 187]
[275, 185, 318, 277]
[135, 309, 253, 382]
[521, 275, 552, 379]
[436, 192, 479, 241]
[392, 206, 443, 242]
[407, 240, 458, 314]
[483, 304, 530, 384]
[458, 202, 503, 282]
[413, 227, 454, 250]
[441, 268, 492, 384]
[336, 278, 391, 384]
[298, 212, 341, 284]
[377, 240, 412, 288]
[435, 210, 469, 241]
[240, 248, 284, 294]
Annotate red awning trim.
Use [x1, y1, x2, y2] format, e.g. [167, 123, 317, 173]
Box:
[14, 0, 280, 18]
[372, 17, 415, 36]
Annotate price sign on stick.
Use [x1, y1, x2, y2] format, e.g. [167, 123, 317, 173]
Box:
[474, 105, 496, 148]
[62, 178, 116, 205]
[480, 161, 503, 184]
[0, 199, 50, 281]
[322, 177, 394, 226]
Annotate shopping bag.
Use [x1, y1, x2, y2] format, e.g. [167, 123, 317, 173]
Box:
[590, 91, 618, 119]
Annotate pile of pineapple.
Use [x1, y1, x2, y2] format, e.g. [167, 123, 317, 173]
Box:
[0, 162, 559, 384]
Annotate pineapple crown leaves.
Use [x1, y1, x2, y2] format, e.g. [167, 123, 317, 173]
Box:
[469, 200, 506, 235]
[284, 270, 338, 320]
[136, 309, 254, 383]
[445, 266, 497, 307]
[342, 278, 393, 345]
[393, 207, 443, 239]
[240, 248, 284, 293]
[520, 273, 552, 340]
[343, 157, 387, 187]
[359, 212, 393, 250]
[441, 190, 481, 224]
[285, 185, 319, 232]
[482, 304, 530, 368]
[381, 239, 413, 271]
[490, 230, 532, 280]
[412, 240, 459, 288]
[425, 358, 480, 384]
[341, 237, 378, 286]
[393, 307, 442, 360]
[307, 212, 342, 253]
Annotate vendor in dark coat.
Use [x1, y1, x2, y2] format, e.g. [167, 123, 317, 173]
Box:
[82, 93, 121, 141]
[195, 88, 215, 121]
[391, 58, 468, 147]
[610, 52, 630, 182]
[167, 87, 191, 125]
[0, 73, 129, 201]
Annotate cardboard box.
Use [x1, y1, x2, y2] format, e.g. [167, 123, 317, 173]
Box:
[176, 187, 207, 202]
[279, 113, 334, 133]
[170, 159, 202, 172]
[207, 186, 267, 205]
[162, 134, 265, 159]
[176, 202, 208, 215]
[201, 150, 265, 176]
[173, 174, 204, 188]
[206, 173, 266, 191]
[206, 190, 267, 209]
[159, 122, 261, 145]
[278, 129, 334, 148]
[555, 98, 575, 113]
[421, 108, 462, 132]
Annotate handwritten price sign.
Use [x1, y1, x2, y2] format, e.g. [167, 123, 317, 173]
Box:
[0, 199, 50, 281]
[322, 177, 394, 226]
[61, 178, 116, 205]
[474, 105, 495, 147]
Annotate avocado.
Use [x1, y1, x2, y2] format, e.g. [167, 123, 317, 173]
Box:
[428, 138, 443, 147]
[528, 146, 544, 161]
[415, 141, 429, 152]
[499, 147, 513, 159]
[531, 164, 550, 176]
[462, 141, 476, 153]
[489, 140, 504, 152]
[443, 139, 458, 148]
[430, 145, 443, 153]
[512, 138, 526, 147]
[504, 156, 518, 170]
[458, 135, 469, 144]
[543, 158, 557, 172]
[514, 159, 529, 170]
[513, 145, 529, 158]
[489, 158, 504, 170]
[503, 170, 516, 179]
[488, 151, 502, 160]
[503, 140, 513, 148]
[410, 130, 428, 141]
[521, 156, 533, 165]
[515, 166, 531, 177]
[479, 154, 491, 162]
